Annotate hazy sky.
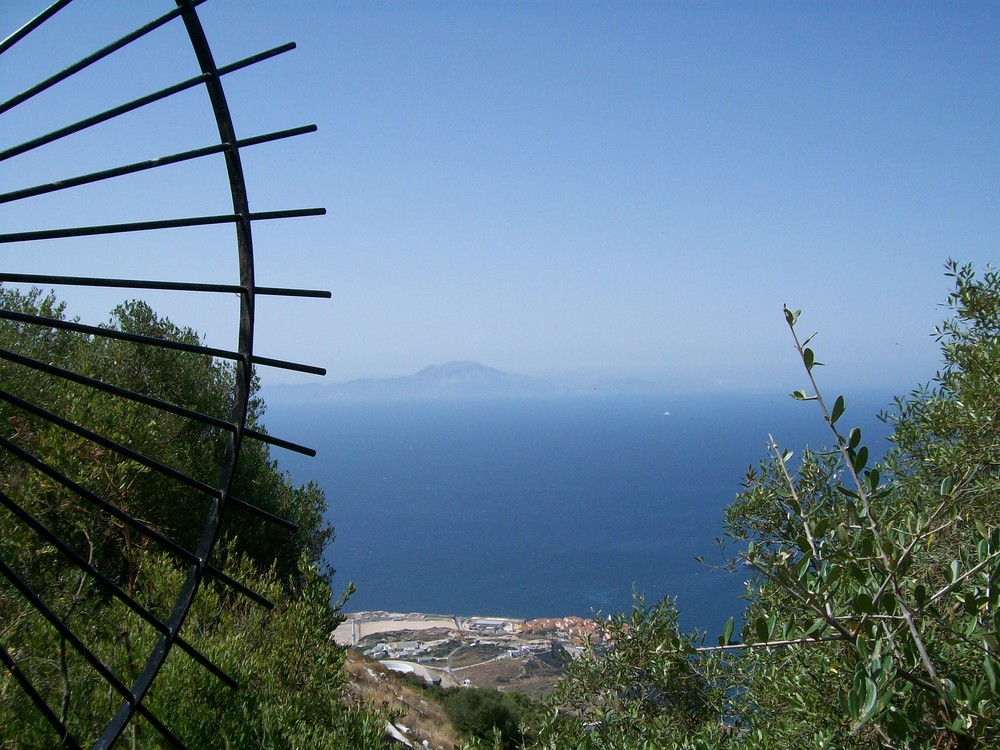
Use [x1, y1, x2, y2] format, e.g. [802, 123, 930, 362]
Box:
[2, 1, 998, 393]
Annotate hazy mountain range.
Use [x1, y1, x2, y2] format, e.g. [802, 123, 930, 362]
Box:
[263, 361, 669, 403]
[325, 361, 559, 399]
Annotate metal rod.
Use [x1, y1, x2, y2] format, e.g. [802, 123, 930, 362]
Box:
[0, 388, 221, 499]
[0, 42, 295, 164]
[96, 4, 267, 742]
[0, 272, 330, 299]
[0, 347, 314, 467]
[0, 643, 82, 749]
[0, 125, 317, 205]
[0, 73, 205, 164]
[0, 558, 137, 704]
[174, 637, 237, 688]
[204, 564, 273, 609]
[0, 308, 325, 375]
[0, 306, 243, 361]
[0, 347, 236, 434]
[227, 495, 299, 532]
[251, 355, 326, 376]
[244, 427, 316, 457]
[0, 207, 326, 244]
[1, 1, 208, 116]
[255, 285, 332, 299]
[0, 475, 197, 750]
[0, 273, 239, 293]
[0, 0, 74, 56]
[133, 705, 189, 750]
[0, 436, 199, 565]
[0, 490, 237, 688]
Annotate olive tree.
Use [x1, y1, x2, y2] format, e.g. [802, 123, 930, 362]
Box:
[530, 261, 1000, 749]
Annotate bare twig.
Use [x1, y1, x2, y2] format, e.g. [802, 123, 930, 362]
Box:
[695, 634, 845, 653]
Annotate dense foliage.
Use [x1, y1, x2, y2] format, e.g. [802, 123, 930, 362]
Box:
[526, 261, 1000, 749]
[0, 288, 384, 748]
[412, 680, 536, 750]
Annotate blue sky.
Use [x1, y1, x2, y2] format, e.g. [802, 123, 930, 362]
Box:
[2, 1, 998, 394]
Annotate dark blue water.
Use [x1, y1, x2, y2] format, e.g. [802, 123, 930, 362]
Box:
[261, 390, 895, 634]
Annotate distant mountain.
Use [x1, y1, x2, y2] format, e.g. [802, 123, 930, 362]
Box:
[265, 361, 564, 402]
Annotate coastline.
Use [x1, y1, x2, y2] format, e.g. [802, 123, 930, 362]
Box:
[335, 610, 602, 694]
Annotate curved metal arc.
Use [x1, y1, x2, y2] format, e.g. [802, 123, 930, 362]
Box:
[0, 1, 327, 744]
[95, 1, 260, 745]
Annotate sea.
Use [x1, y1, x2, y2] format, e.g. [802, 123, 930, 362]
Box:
[260, 389, 896, 635]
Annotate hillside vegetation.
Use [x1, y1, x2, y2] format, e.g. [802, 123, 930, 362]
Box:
[0, 292, 385, 748]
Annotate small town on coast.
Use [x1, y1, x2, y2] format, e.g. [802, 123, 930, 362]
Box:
[334, 611, 604, 695]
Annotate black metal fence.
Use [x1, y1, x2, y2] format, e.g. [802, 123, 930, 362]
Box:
[0, 2, 327, 746]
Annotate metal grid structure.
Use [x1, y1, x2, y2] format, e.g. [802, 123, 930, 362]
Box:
[0, 1, 327, 746]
